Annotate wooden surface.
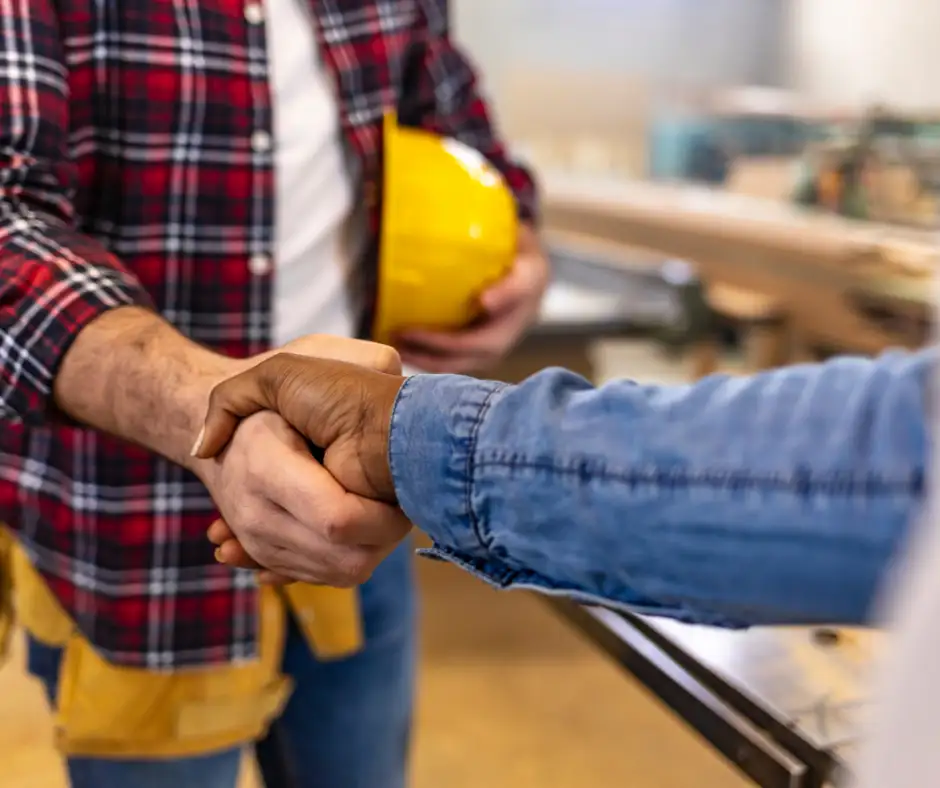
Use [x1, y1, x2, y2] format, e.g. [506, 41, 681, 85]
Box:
[0, 548, 749, 788]
[543, 173, 936, 283]
[542, 173, 934, 357]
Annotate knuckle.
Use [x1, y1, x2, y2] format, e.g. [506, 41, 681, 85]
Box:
[258, 354, 290, 391]
[373, 345, 402, 374]
[206, 382, 229, 412]
[320, 512, 352, 545]
[240, 410, 286, 447]
[237, 410, 265, 439]
[335, 550, 374, 587]
[233, 508, 265, 541]
[239, 437, 265, 475]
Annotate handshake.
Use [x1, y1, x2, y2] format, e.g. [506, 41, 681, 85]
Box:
[189, 336, 413, 587]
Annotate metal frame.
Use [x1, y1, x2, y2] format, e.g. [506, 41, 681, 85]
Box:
[547, 601, 841, 788]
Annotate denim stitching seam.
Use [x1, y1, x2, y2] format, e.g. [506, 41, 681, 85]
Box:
[465, 387, 502, 549]
[474, 458, 925, 500]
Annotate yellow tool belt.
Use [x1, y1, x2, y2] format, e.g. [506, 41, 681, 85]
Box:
[0, 526, 363, 759]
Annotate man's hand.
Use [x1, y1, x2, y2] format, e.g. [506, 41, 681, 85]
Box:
[191, 354, 408, 585]
[193, 354, 405, 501]
[196, 410, 410, 586]
[393, 224, 549, 373]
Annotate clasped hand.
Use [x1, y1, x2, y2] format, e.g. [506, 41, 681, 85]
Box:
[189, 338, 408, 586]
[188, 228, 548, 585]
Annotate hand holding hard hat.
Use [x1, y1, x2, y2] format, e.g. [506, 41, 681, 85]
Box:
[373, 111, 548, 373]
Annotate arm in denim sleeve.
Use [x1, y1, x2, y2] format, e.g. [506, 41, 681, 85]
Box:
[388, 350, 931, 628]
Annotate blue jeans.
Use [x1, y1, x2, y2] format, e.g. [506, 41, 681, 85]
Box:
[27, 541, 416, 788]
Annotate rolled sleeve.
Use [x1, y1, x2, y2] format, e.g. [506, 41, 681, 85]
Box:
[0, 211, 152, 424]
[385, 354, 929, 630]
[0, 0, 153, 425]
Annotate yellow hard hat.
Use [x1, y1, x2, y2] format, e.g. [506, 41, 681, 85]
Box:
[372, 110, 518, 345]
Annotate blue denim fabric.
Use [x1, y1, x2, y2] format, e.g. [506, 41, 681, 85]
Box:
[389, 350, 932, 628]
[26, 539, 416, 788]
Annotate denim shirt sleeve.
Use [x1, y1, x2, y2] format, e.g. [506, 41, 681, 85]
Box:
[388, 349, 932, 629]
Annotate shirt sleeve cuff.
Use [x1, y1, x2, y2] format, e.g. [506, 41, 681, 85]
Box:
[1, 261, 153, 425]
[387, 374, 508, 555]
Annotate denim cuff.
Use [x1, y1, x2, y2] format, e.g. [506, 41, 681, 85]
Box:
[388, 374, 508, 557]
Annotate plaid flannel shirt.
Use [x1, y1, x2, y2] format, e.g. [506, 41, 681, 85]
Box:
[0, 0, 537, 668]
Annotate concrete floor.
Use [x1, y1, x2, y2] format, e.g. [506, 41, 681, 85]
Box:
[0, 340, 750, 787]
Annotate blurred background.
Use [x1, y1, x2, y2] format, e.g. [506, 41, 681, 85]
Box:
[2, 2, 935, 786]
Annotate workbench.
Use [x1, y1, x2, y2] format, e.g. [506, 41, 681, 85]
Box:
[548, 602, 875, 788]
[540, 172, 934, 359]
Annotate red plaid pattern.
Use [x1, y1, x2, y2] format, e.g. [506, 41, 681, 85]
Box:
[0, 0, 536, 668]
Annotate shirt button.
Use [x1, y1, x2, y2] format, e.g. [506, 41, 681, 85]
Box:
[248, 253, 272, 276]
[251, 130, 272, 153]
[244, 2, 264, 24]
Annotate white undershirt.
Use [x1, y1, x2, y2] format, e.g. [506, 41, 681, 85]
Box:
[266, 0, 356, 346]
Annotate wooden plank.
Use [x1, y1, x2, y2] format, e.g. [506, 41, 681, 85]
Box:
[540, 174, 934, 355]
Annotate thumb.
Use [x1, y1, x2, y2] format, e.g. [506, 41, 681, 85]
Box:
[193, 353, 372, 461]
[479, 262, 528, 315]
[191, 359, 282, 459]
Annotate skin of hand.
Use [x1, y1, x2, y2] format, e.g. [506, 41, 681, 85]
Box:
[187, 342, 408, 586]
[194, 409, 411, 586]
[392, 223, 549, 373]
[191, 354, 407, 585]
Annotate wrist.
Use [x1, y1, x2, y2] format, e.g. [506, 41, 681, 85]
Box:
[360, 373, 406, 502]
[56, 307, 243, 471]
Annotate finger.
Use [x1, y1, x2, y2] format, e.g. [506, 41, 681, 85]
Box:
[395, 311, 523, 358]
[195, 353, 317, 459]
[193, 368, 276, 459]
[398, 349, 493, 375]
[282, 335, 402, 375]
[258, 442, 412, 549]
[216, 538, 262, 569]
[478, 260, 531, 315]
[338, 494, 414, 548]
[214, 538, 294, 585]
[278, 472, 413, 549]
[207, 518, 235, 545]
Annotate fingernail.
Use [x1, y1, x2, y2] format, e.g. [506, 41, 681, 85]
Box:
[190, 426, 205, 457]
[214, 547, 225, 563]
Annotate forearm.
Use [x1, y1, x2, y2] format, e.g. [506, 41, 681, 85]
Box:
[0, 0, 208, 444]
[54, 306, 235, 469]
[390, 351, 931, 627]
[0, 211, 234, 467]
